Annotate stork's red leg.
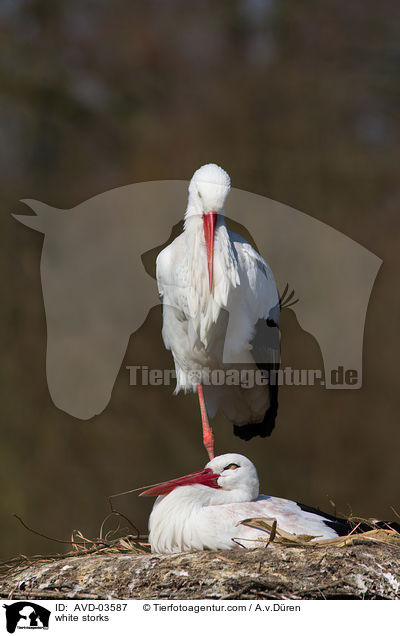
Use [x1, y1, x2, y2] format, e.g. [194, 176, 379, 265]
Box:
[197, 383, 214, 460]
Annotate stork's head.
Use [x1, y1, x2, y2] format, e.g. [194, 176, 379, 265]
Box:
[188, 163, 231, 216]
[205, 453, 259, 500]
[140, 453, 259, 503]
[186, 163, 231, 291]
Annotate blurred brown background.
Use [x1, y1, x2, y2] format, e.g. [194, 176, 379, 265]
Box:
[1, 0, 400, 559]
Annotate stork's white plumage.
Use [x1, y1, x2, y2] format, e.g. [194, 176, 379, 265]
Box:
[156, 164, 280, 458]
[141, 453, 358, 554]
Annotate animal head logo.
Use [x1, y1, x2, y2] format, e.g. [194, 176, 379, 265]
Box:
[3, 602, 50, 633]
[14, 181, 381, 419]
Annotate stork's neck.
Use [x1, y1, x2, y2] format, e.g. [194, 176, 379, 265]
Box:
[183, 209, 239, 328]
[183, 207, 225, 245]
[152, 483, 257, 520]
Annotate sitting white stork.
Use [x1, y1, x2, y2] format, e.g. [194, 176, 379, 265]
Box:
[141, 453, 382, 554]
[156, 164, 280, 459]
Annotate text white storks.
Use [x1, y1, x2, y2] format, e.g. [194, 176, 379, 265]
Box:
[141, 453, 362, 553]
[156, 164, 280, 459]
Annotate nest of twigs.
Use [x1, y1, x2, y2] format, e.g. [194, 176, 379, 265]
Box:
[1, 507, 399, 579]
[0, 511, 150, 579]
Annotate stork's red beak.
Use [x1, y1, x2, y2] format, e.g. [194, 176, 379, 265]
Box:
[203, 211, 217, 291]
[139, 468, 221, 497]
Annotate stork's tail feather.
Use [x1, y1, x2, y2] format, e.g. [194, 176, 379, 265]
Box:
[324, 517, 400, 537]
[296, 502, 400, 537]
[233, 404, 277, 440]
[233, 367, 278, 441]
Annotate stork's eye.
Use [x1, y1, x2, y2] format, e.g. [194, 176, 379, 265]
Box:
[224, 463, 239, 471]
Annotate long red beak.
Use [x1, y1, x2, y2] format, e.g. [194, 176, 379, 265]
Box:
[139, 468, 221, 497]
[203, 211, 217, 291]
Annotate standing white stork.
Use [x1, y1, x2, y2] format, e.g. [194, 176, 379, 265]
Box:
[140, 453, 379, 553]
[156, 164, 280, 460]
